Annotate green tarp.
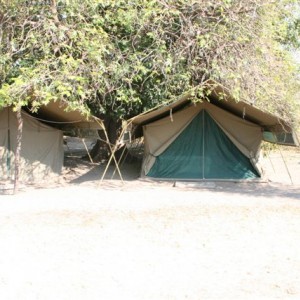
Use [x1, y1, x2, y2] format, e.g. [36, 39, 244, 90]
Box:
[147, 110, 259, 179]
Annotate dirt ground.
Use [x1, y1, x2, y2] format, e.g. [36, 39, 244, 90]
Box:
[0, 144, 300, 300]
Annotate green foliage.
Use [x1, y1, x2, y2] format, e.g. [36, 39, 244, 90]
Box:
[0, 0, 299, 124]
[0, 0, 108, 114]
[280, 1, 300, 49]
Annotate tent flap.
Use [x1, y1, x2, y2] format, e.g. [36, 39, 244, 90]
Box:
[147, 110, 259, 179]
[142, 102, 262, 178]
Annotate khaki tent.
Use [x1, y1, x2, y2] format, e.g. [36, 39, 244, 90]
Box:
[0, 107, 63, 181]
[127, 88, 298, 180]
[0, 103, 103, 182]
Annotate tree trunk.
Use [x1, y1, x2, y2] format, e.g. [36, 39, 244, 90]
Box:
[14, 108, 23, 194]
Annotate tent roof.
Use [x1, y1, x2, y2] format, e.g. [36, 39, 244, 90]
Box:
[26, 101, 103, 130]
[129, 85, 293, 133]
[127, 83, 298, 146]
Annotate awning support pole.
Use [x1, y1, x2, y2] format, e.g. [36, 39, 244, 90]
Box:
[7, 109, 11, 178]
[14, 108, 23, 194]
[81, 138, 94, 164]
[279, 147, 294, 185]
[99, 122, 124, 183]
[100, 120, 134, 183]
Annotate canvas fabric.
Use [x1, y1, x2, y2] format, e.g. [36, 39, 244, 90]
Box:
[142, 102, 262, 178]
[0, 108, 63, 181]
[147, 110, 259, 179]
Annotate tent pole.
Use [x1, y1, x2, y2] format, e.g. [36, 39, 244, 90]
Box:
[93, 119, 114, 182]
[202, 110, 205, 179]
[99, 123, 124, 183]
[14, 108, 23, 194]
[111, 144, 127, 179]
[7, 109, 11, 178]
[100, 136, 123, 182]
[100, 120, 134, 183]
[81, 138, 94, 164]
[267, 150, 276, 173]
[92, 119, 119, 182]
[279, 147, 294, 185]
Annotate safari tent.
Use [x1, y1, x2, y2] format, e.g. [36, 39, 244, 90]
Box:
[126, 87, 298, 180]
[0, 103, 102, 182]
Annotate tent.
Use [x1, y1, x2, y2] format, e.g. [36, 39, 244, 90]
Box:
[126, 87, 298, 180]
[0, 107, 63, 181]
[0, 103, 103, 182]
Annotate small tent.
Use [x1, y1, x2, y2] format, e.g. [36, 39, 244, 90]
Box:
[126, 87, 298, 180]
[0, 103, 103, 182]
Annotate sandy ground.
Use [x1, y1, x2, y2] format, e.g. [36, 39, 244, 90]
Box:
[0, 145, 300, 300]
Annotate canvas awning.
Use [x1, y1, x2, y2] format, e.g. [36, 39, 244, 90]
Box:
[27, 101, 104, 130]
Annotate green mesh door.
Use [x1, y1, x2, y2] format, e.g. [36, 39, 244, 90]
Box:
[147, 110, 259, 179]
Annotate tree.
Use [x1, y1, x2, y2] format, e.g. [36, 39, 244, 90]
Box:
[282, 1, 300, 50]
[0, 0, 299, 161]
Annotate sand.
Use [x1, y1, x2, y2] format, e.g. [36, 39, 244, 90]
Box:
[0, 147, 299, 300]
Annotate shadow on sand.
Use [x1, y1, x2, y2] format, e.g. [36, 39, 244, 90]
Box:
[64, 156, 300, 201]
[205, 181, 300, 201]
[69, 161, 141, 184]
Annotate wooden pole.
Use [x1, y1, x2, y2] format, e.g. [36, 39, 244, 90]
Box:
[7, 108, 11, 178]
[14, 108, 23, 194]
[279, 147, 294, 185]
[111, 144, 127, 179]
[100, 119, 136, 183]
[100, 127, 124, 182]
[81, 138, 94, 164]
[94, 119, 124, 183]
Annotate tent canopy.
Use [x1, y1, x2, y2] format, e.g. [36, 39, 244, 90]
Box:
[26, 101, 104, 130]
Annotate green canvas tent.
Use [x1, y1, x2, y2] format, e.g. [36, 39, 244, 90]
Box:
[0, 103, 103, 182]
[126, 88, 298, 180]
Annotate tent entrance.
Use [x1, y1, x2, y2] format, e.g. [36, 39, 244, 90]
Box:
[147, 110, 259, 179]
